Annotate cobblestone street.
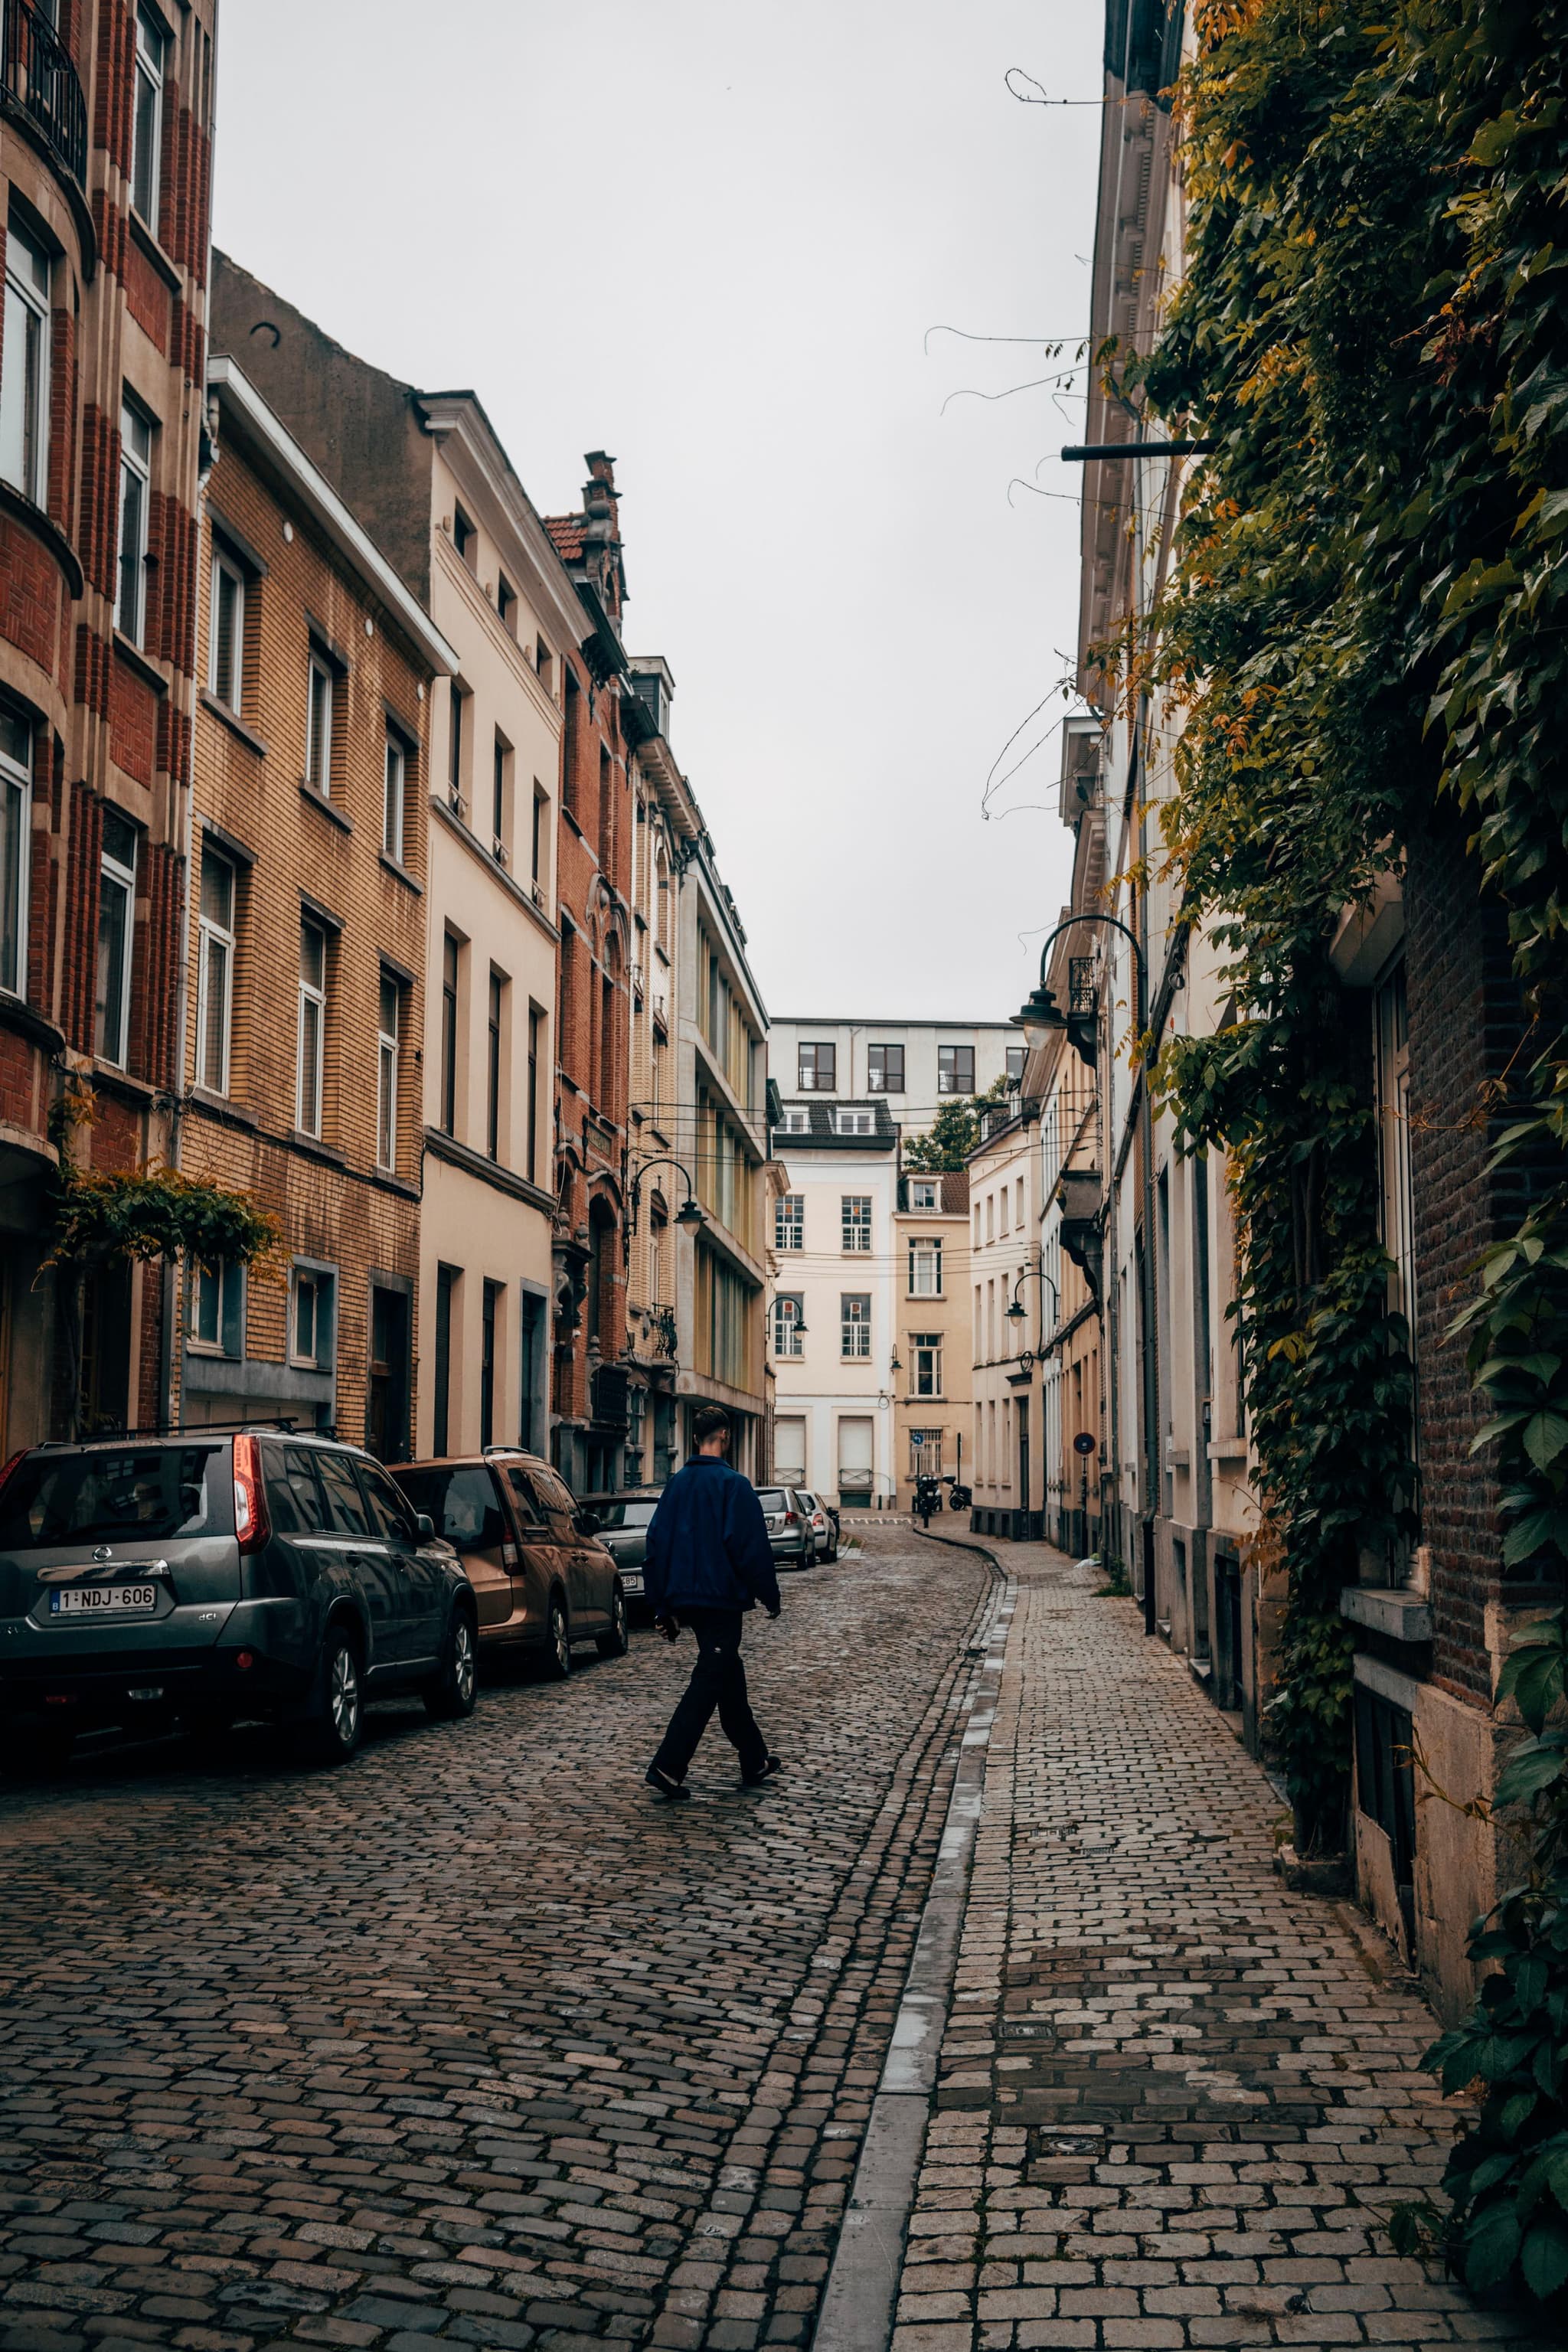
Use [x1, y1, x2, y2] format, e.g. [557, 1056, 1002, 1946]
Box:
[0, 1530, 991, 2352]
[893, 1538, 1545, 2352]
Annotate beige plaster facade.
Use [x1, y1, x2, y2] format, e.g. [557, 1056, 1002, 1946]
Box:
[892, 1171, 970, 1510]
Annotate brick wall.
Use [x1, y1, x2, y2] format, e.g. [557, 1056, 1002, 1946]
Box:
[1404, 805, 1550, 1703]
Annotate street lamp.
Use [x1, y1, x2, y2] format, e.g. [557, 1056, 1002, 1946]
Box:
[629, 1155, 705, 1230]
[1012, 911, 1160, 1638]
[1006, 1267, 1060, 1333]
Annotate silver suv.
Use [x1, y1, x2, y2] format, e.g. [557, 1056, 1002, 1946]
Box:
[0, 1429, 478, 1770]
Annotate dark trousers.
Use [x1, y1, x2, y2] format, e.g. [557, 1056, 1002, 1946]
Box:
[652, 1606, 769, 1780]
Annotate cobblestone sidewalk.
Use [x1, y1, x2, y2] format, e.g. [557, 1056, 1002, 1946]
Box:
[892, 1539, 1545, 2352]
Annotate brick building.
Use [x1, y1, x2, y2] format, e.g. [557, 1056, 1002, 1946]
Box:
[0, 0, 217, 1442]
[204, 256, 583, 1466]
[181, 358, 452, 1446]
[544, 461, 635, 1494]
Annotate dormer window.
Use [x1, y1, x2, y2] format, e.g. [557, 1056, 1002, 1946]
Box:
[836, 1109, 874, 1137]
[910, 1179, 939, 1212]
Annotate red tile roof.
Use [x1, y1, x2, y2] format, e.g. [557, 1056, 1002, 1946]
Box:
[544, 514, 585, 562]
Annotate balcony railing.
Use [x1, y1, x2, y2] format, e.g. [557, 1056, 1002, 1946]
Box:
[2, 0, 87, 188]
[648, 1305, 678, 1360]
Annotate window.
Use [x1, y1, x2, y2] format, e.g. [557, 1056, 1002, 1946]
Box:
[776, 1192, 804, 1251]
[497, 573, 518, 638]
[910, 1179, 939, 1211]
[841, 1195, 872, 1253]
[93, 809, 137, 1068]
[535, 637, 553, 692]
[776, 1108, 808, 1136]
[305, 651, 334, 795]
[448, 680, 466, 805]
[440, 930, 459, 1136]
[492, 730, 509, 851]
[296, 918, 326, 1136]
[841, 1294, 871, 1360]
[1006, 1044, 1026, 1085]
[531, 784, 547, 889]
[836, 1109, 874, 1136]
[799, 1040, 835, 1092]
[999, 1187, 1009, 1236]
[291, 1264, 334, 1369]
[377, 970, 399, 1172]
[131, 5, 167, 233]
[384, 731, 407, 861]
[912, 1333, 942, 1397]
[486, 969, 505, 1161]
[116, 397, 152, 645]
[867, 1043, 904, 1093]
[0, 707, 31, 1002]
[0, 216, 51, 508]
[1015, 1176, 1025, 1230]
[773, 1295, 804, 1358]
[938, 1044, 975, 1096]
[188, 1259, 242, 1357]
[434, 1264, 457, 1455]
[452, 503, 475, 567]
[207, 549, 244, 709]
[527, 1005, 542, 1184]
[519, 1290, 544, 1452]
[909, 1237, 943, 1297]
[480, 1280, 501, 1451]
[196, 847, 234, 1093]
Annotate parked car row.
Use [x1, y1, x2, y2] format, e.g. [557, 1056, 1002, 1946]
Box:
[0, 1430, 848, 1779]
[0, 1430, 627, 1774]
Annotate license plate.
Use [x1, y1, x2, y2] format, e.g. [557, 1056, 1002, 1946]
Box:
[622, 1573, 643, 1592]
[50, 1584, 158, 1616]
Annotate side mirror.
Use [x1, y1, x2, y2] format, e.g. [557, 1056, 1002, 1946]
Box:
[576, 1510, 600, 1537]
[414, 1512, 435, 1540]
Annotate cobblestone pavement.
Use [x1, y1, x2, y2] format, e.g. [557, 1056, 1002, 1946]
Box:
[0, 1527, 991, 2352]
[892, 1539, 1545, 2352]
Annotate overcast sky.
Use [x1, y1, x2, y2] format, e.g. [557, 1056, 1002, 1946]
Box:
[212, 2, 1102, 1025]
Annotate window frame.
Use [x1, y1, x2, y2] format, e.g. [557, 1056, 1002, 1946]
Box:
[440, 929, 460, 1138]
[93, 809, 138, 1070]
[188, 1256, 243, 1360]
[195, 845, 235, 1096]
[1, 214, 51, 510]
[776, 1191, 804, 1251]
[911, 1332, 943, 1398]
[383, 725, 408, 862]
[840, 1293, 872, 1361]
[841, 1194, 873, 1253]
[867, 1042, 904, 1094]
[798, 1040, 836, 1093]
[376, 968, 400, 1174]
[289, 1261, 336, 1373]
[207, 546, 245, 710]
[305, 648, 335, 798]
[116, 395, 153, 647]
[836, 1109, 874, 1137]
[0, 704, 32, 1003]
[909, 1236, 943, 1298]
[938, 1044, 976, 1096]
[296, 916, 327, 1138]
[910, 1178, 940, 1212]
[131, 3, 168, 236]
[772, 1294, 804, 1359]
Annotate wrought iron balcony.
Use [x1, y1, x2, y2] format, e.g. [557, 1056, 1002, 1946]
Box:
[2, 0, 87, 189]
[648, 1305, 678, 1360]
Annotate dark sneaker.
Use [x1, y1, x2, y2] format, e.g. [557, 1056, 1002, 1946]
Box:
[645, 1764, 690, 1801]
[741, 1756, 784, 1787]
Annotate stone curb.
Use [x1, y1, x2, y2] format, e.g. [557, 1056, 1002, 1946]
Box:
[810, 1531, 1015, 2352]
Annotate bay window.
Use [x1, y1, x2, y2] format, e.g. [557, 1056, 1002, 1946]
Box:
[0, 216, 51, 508]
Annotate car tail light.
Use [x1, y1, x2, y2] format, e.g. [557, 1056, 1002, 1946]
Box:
[233, 1435, 270, 1556]
[0, 1448, 26, 1508]
[783, 1511, 797, 1524]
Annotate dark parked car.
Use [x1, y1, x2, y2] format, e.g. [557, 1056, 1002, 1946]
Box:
[580, 1489, 662, 1613]
[795, 1488, 840, 1562]
[0, 1429, 477, 1770]
[393, 1450, 628, 1675]
[756, 1485, 816, 1570]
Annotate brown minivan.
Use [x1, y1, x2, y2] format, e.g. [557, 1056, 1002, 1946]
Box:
[391, 1450, 628, 1677]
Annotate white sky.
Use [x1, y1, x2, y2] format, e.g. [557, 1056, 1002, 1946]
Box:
[212, 2, 1102, 1024]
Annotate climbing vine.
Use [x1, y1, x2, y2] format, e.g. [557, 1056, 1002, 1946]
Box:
[1119, 0, 1568, 2305]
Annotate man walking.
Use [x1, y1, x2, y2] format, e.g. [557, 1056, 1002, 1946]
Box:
[642, 1404, 782, 1798]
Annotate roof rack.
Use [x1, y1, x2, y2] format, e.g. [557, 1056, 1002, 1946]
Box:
[33, 1416, 330, 1447]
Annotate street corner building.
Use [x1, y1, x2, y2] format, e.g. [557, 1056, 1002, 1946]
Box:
[0, 0, 216, 1442]
[178, 341, 453, 1449]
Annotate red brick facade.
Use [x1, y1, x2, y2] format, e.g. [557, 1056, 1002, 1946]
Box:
[0, 0, 217, 1447]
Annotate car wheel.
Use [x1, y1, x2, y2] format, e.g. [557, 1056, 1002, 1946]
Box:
[302, 1625, 363, 1766]
[426, 1604, 479, 1720]
[541, 1594, 572, 1680]
[596, 1585, 629, 1659]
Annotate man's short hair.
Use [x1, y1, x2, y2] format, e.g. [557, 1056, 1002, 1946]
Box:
[691, 1404, 730, 1446]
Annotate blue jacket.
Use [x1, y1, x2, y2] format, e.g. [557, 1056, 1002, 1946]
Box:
[643, 1456, 781, 1615]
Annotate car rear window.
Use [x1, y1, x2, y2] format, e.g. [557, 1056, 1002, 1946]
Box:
[596, 1499, 658, 1529]
[756, 1488, 788, 1512]
[0, 1445, 231, 1549]
[395, 1465, 505, 1554]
